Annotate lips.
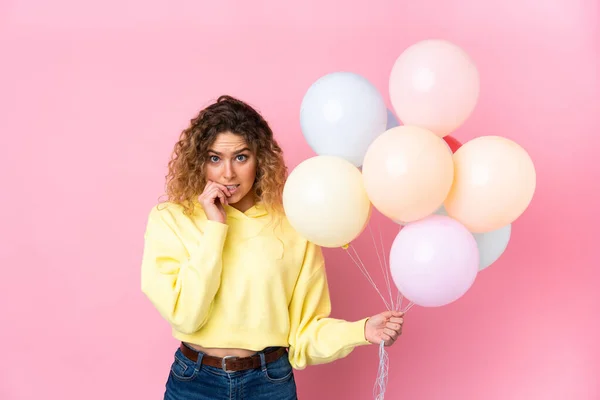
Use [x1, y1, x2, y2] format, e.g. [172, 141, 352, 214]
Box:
[225, 184, 239, 194]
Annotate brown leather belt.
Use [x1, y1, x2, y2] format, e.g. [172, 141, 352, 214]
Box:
[179, 343, 287, 373]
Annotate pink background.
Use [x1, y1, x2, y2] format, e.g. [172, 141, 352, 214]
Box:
[1, 1, 598, 399]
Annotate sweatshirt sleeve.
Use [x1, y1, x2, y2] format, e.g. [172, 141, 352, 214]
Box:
[287, 241, 371, 369]
[140, 206, 228, 334]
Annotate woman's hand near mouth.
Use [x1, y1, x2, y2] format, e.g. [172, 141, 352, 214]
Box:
[198, 181, 232, 223]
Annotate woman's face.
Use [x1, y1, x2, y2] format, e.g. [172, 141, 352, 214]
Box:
[204, 131, 257, 212]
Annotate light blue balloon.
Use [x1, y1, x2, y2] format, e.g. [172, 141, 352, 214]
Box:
[473, 224, 511, 271]
[430, 206, 511, 270]
[300, 72, 387, 167]
[386, 108, 400, 130]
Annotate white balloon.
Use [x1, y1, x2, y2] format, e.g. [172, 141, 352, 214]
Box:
[300, 72, 387, 167]
[473, 224, 511, 270]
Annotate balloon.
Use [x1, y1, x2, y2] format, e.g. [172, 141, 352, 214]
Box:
[392, 204, 446, 226]
[443, 135, 462, 153]
[389, 39, 480, 137]
[300, 72, 387, 167]
[362, 126, 454, 223]
[395, 204, 512, 270]
[436, 134, 462, 157]
[474, 224, 511, 271]
[283, 155, 371, 248]
[386, 108, 400, 130]
[389, 215, 479, 307]
[397, 204, 512, 270]
[444, 136, 536, 233]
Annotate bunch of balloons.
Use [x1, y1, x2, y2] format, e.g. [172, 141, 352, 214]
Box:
[283, 39, 536, 308]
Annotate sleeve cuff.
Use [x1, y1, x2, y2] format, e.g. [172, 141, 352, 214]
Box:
[345, 318, 372, 347]
[202, 220, 229, 248]
[186, 220, 228, 266]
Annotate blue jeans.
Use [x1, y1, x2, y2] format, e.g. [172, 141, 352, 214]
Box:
[164, 345, 298, 399]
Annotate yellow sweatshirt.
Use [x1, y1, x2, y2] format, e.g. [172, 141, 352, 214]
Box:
[141, 201, 371, 369]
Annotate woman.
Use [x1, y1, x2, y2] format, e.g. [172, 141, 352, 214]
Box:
[141, 95, 404, 400]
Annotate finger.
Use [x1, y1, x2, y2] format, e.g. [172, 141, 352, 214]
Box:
[199, 182, 212, 199]
[380, 333, 392, 344]
[204, 181, 214, 192]
[385, 322, 401, 331]
[208, 186, 224, 198]
[205, 187, 217, 199]
[389, 317, 404, 324]
[209, 187, 228, 205]
[212, 182, 232, 197]
[384, 327, 398, 340]
[216, 190, 228, 205]
[379, 310, 394, 320]
[383, 335, 396, 346]
[391, 311, 404, 318]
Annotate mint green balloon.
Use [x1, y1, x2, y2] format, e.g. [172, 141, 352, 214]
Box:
[473, 224, 511, 271]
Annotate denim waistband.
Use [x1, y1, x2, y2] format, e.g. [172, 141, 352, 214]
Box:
[180, 343, 287, 377]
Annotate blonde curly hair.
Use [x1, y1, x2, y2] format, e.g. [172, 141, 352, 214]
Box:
[161, 95, 287, 216]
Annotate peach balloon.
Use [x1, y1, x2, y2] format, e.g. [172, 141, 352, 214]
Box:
[444, 136, 536, 233]
[362, 126, 454, 223]
[389, 39, 480, 137]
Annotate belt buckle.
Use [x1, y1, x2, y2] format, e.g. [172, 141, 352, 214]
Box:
[221, 356, 238, 373]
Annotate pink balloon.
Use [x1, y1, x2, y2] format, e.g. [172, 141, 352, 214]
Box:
[389, 215, 479, 307]
[389, 39, 480, 137]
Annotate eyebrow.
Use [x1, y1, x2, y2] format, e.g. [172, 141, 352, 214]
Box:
[208, 147, 251, 156]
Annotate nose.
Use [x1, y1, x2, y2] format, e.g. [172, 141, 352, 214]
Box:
[223, 160, 236, 180]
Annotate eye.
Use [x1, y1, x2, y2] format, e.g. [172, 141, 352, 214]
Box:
[209, 155, 220, 163]
[236, 154, 248, 162]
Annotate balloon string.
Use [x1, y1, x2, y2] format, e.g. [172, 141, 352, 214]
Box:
[344, 245, 391, 310]
[373, 300, 415, 400]
[344, 223, 416, 400]
[395, 291, 403, 311]
[374, 340, 389, 400]
[368, 222, 395, 310]
[402, 301, 415, 313]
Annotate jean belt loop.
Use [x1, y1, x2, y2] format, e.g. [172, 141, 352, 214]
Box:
[195, 351, 204, 371]
[259, 351, 267, 371]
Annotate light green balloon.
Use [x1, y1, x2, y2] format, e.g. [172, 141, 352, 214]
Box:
[473, 224, 511, 271]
